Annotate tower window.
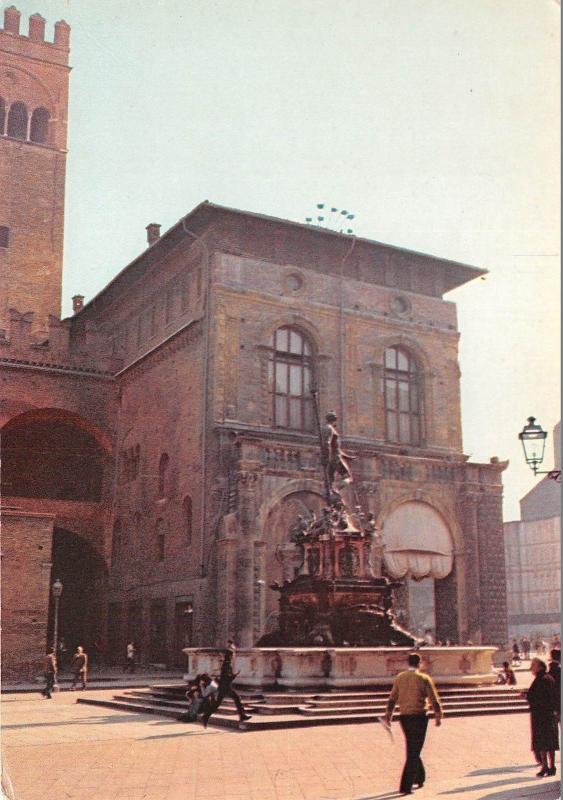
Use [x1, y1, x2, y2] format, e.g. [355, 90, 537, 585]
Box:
[384, 346, 421, 444]
[268, 326, 314, 431]
[183, 495, 193, 546]
[155, 519, 166, 561]
[0, 97, 5, 136]
[158, 453, 169, 497]
[7, 102, 28, 140]
[30, 107, 50, 144]
[0, 226, 9, 248]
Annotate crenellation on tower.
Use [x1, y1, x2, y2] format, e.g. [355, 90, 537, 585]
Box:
[1, 6, 70, 59]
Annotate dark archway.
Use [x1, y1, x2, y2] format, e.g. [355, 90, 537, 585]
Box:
[1, 417, 105, 501]
[47, 529, 108, 666]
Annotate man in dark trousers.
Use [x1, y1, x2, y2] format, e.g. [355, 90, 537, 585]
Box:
[202, 649, 252, 727]
[384, 653, 443, 796]
[41, 647, 57, 699]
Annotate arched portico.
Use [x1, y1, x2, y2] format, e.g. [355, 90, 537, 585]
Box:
[379, 496, 465, 643]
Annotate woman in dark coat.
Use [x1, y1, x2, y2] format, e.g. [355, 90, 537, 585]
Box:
[524, 658, 559, 777]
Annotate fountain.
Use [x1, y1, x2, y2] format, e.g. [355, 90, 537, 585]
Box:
[184, 399, 498, 688]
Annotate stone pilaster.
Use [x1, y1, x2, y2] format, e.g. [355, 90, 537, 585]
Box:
[460, 493, 482, 644]
[435, 564, 458, 643]
[253, 541, 267, 643]
[476, 490, 508, 645]
[215, 535, 238, 646]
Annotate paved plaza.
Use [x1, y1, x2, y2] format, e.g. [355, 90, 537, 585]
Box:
[1, 690, 560, 800]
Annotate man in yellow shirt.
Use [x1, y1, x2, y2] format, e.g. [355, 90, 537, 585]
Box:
[384, 652, 443, 795]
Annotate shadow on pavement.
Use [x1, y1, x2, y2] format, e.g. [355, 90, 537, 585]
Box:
[439, 776, 544, 795]
[471, 780, 560, 800]
[468, 764, 540, 777]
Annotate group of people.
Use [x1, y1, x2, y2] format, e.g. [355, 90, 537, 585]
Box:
[179, 641, 251, 727]
[41, 645, 88, 698]
[512, 633, 561, 662]
[383, 649, 561, 796]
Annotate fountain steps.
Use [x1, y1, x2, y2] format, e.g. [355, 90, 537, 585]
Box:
[77, 684, 528, 730]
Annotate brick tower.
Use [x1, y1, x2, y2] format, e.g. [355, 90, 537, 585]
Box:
[0, 6, 70, 331]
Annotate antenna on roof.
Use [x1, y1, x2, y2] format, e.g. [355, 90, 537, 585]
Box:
[305, 204, 356, 235]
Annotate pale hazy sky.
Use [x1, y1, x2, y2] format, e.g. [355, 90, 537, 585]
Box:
[6, 0, 560, 519]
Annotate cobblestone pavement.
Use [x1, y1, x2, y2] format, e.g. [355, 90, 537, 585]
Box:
[2, 691, 560, 800]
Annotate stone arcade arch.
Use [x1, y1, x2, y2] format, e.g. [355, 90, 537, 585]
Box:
[262, 488, 325, 631]
[47, 528, 108, 660]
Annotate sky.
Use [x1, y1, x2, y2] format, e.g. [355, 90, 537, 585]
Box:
[5, 0, 560, 519]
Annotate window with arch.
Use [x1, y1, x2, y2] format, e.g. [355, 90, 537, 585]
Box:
[269, 326, 314, 431]
[155, 518, 166, 561]
[30, 107, 49, 143]
[158, 452, 169, 497]
[183, 495, 193, 546]
[7, 101, 28, 140]
[384, 346, 421, 445]
[111, 519, 122, 564]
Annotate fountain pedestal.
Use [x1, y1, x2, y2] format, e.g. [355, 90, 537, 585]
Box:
[182, 646, 498, 688]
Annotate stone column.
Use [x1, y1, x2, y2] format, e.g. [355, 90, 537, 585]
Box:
[234, 467, 260, 647]
[215, 533, 238, 646]
[253, 541, 267, 643]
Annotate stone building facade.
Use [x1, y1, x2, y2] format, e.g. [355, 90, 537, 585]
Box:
[504, 422, 561, 640]
[0, 7, 508, 678]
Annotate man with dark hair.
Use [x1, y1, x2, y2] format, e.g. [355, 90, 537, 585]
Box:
[202, 650, 251, 728]
[41, 647, 57, 699]
[384, 653, 443, 796]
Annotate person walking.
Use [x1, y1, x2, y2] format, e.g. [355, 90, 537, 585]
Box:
[384, 653, 443, 796]
[124, 642, 136, 673]
[41, 647, 57, 699]
[201, 650, 252, 728]
[70, 646, 88, 690]
[521, 637, 531, 661]
[548, 649, 561, 723]
[521, 658, 559, 777]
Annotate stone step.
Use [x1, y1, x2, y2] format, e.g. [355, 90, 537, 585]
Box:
[77, 696, 528, 732]
[298, 699, 527, 717]
[307, 695, 526, 709]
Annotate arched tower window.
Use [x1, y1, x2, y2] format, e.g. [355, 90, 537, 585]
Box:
[158, 453, 169, 497]
[111, 519, 122, 564]
[183, 496, 193, 546]
[155, 519, 166, 562]
[0, 97, 6, 135]
[268, 326, 314, 431]
[30, 106, 49, 144]
[384, 346, 421, 444]
[7, 101, 28, 140]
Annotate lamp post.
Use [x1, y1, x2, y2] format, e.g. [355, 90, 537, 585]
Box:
[518, 417, 561, 482]
[51, 578, 63, 688]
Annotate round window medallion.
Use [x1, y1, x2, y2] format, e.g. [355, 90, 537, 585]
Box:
[287, 273, 303, 291]
[390, 294, 411, 316]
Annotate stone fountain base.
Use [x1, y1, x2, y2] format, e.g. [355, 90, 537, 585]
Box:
[183, 646, 498, 689]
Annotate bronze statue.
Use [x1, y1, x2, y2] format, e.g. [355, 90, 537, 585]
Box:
[321, 411, 354, 493]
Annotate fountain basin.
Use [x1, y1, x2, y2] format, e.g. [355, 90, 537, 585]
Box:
[182, 646, 498, 689]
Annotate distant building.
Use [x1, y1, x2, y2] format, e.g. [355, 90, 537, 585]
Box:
[504, 422, 561, 640]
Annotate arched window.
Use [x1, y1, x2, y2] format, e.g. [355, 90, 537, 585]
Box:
[30, 106, 49, 143]
[111, 519, 122, 564]
[183, 496, 192, 546]
[158, 452, 169, 497]
[269, 326, 314, 431]
[7, 102, 28, 140]
[0, 98, 6, 135]
[384, 346, 421, 444]
[155, 519, 166, 562]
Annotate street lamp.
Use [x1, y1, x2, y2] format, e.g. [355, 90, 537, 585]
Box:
[52, 578, 63, 688]
[518, 417, 561, 482]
